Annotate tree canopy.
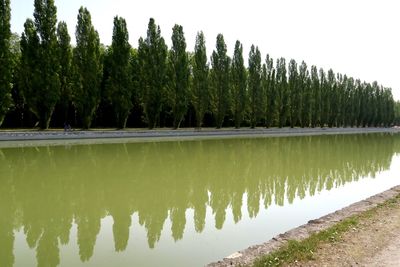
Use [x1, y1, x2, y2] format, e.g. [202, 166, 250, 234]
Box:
[1, 2, 397, 129]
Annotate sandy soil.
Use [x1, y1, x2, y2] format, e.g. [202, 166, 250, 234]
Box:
[286, 195, 400, 267]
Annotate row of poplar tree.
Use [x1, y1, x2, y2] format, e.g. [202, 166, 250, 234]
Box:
[1, 0, 399, 129]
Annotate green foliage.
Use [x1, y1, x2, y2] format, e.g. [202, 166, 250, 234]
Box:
[210, 34, 231, 128]
[129, 48, 140, 111]
[72, 7, 102, 129]
[298, 61, 310, 127]
[264, 54, 276, 127]
[19, 19, 40, 119]
[248, 45, 263, 128]
[138, 18, 168, 129]
[394, 101, 400, 125]
[276, 58, 288, 128]
[105, 16, 133, 129]
[231, 40, 247, 128]
[167, 24, 190, 129]
[3, 12, 397, 128]
[19, 0, 60, 129]
[191, 31, 209, 128]
[326, 69, 336, 127]
[310, 65, 320, 127]
[253, 194, 400, 267]
[319, 68, 328, 127]
[57, 21, 72, 122]
[288, 59, 298, 128]
[0, 0, 13, 126]
[252, 217, 358, 267]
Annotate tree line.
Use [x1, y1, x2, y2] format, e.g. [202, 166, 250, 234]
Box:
[1, 0, 399, 129]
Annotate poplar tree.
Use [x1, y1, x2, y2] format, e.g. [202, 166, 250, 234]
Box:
[382, 88, 395, 127]
[310, 65, 320, 127]
[105, 16, 133, 129]
[326, 69, 336, 127]
[336, 74, 345, 126]
[355, 79, 364, 126]
[231, 40, 247, 128]
[138, 18, 168, 129]
[0, 0, 13, 126]
[73, 7, 102, 129]
[276, 58, 288, 127]
[210, 34, 230, 128]
[191, 31, 209, 128]
[20, 0, 60, 129]
[20, 19, 40, 124]
[319, 68, 328, 127]
[57, 21, 72, 122]
[167, 24, 190, 129]
[264, 54, 276, 127]
[288, 59, 298, 127]
[248, 45, 263, 128]
[298, 61, 310, 127]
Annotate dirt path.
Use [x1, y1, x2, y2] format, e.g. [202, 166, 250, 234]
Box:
[286, 193, 400, 267]
[208, 186, 400, 267]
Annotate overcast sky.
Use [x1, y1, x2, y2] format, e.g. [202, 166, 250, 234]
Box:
[10, 0, 400, 100]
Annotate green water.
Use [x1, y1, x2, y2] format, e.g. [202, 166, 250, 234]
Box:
[1, 133, 400, 267]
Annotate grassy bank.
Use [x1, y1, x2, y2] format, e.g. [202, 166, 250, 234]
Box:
[251, 193, 400, 267]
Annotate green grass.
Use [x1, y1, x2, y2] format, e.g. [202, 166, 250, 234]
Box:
[251, 193, 400, 267]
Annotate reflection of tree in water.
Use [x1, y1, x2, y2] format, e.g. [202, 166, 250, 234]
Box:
[0, 150, 15, 267]
[0, 133, 399, 266]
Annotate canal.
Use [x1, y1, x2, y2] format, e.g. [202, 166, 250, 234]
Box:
[0, 133, 399, 266]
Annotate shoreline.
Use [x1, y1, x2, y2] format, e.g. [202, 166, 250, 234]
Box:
[0, 127, 399, 147]
[207, 185, 400, 267]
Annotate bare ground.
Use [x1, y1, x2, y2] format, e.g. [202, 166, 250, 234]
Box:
[207, 186, 400, 267]
[286, 194, 400, 267]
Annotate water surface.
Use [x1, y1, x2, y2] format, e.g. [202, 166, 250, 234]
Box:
[1, 133, 400, 267]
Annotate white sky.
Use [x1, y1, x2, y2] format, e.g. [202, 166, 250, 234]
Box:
[11, 0, 400, 100]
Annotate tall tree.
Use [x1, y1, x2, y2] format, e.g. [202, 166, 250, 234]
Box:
[394, 101, 400, 126]
[298, 61, 310, 127]
[288, 59, 298, 127]
[72, 7, 102, 129]
[138, 18, 168, 129]
[276, 58, 288, 127]
[264, 54, 276, 127]
[310, 66, 320, 127]
[319, 68, 328, 127]
[35, 0, 60, 128]
[20, 0, 61, 129]
[167, 24, 190, 129]
[105, 16, 133, 129]
[210, 34, 231, 128]
[56, 21, 72, 123]
[0, 0, 13, 126]
[19, 19, 40, 124]
[326, 69, 336, 127]
[191, 31, 209, 128]
[231, 40, 247, 128]
[248, 45, 263, 128]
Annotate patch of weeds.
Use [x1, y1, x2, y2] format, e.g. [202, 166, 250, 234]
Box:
[252, 217, 358, 267]
[251, 193, 400, 267]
